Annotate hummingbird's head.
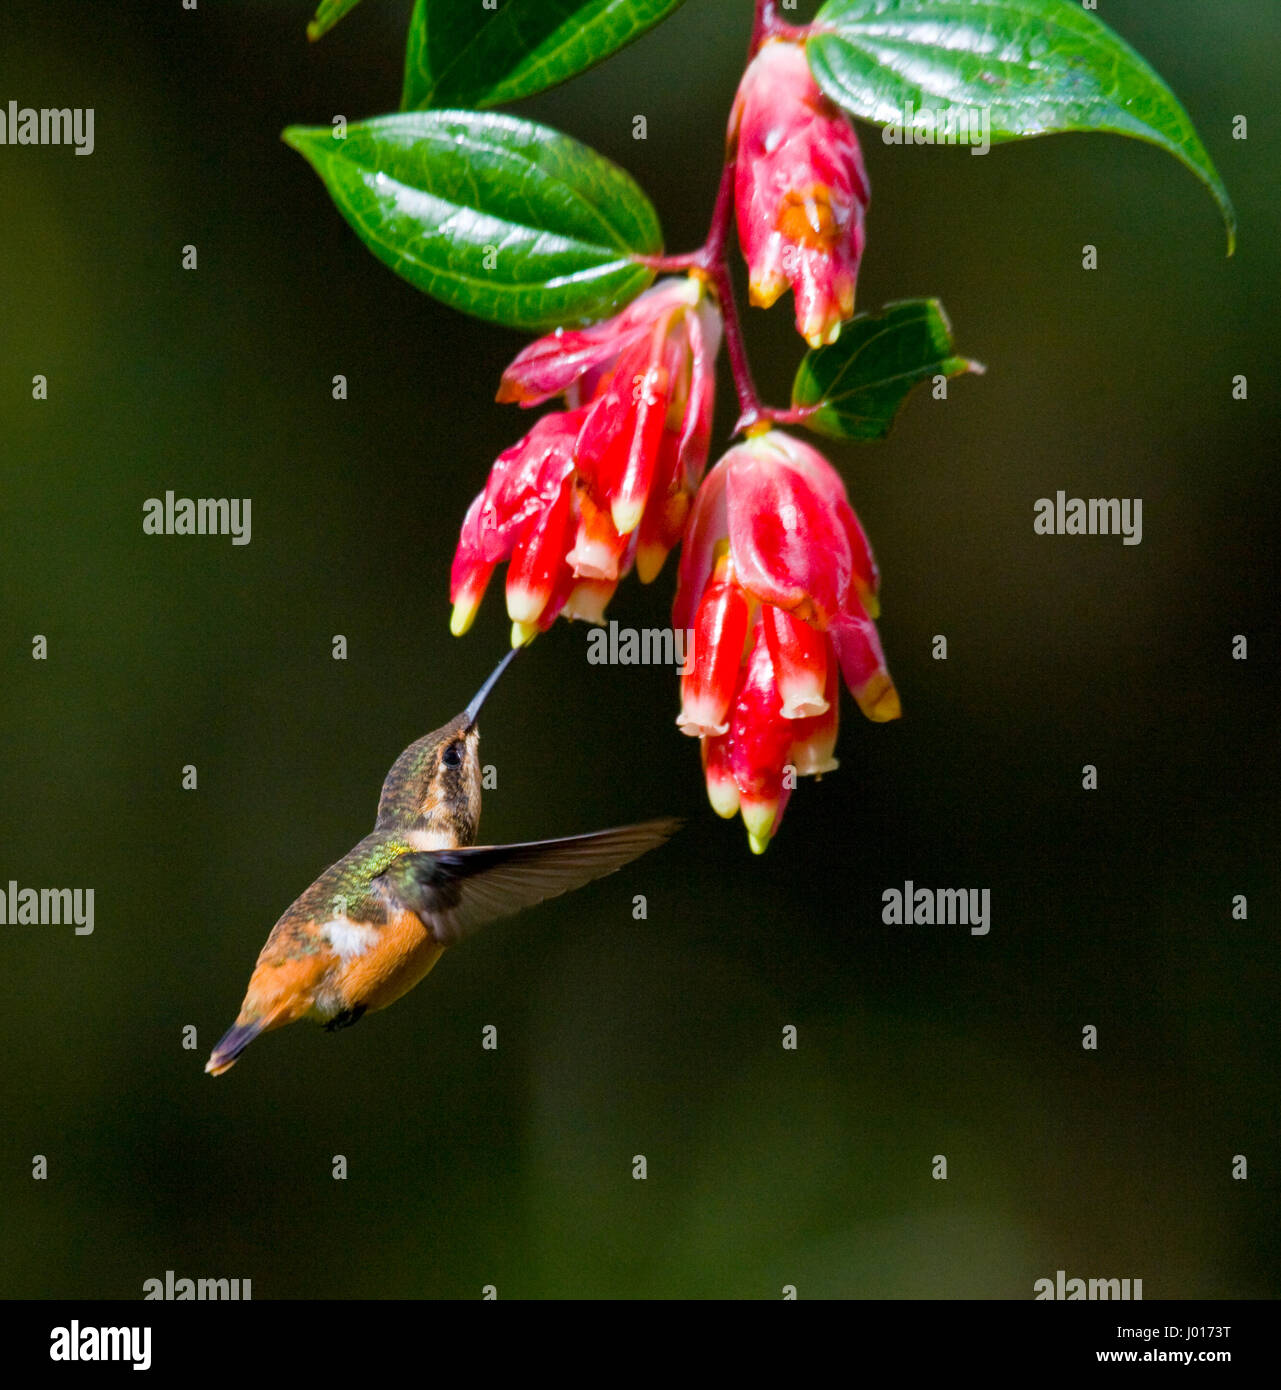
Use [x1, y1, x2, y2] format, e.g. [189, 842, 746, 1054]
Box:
[373, 649, 518, 840]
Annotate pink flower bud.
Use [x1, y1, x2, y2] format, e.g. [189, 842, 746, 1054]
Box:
[788, 656, 840, 777]
[505, 468, 575, 629]
[702, 730, 740, 820]
[678, 552, 753, 738]
[449, 410, 580, 639]
[727, 622, 795, 854]
[449, 492, 495, 638]
[729, 39, 869, 348]
[761, 602, 828, 720]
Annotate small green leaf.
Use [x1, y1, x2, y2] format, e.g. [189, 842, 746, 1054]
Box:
[307, 0, 365, 42]
[402, 0, 689, 111]
[808, 0, 1235, 253]
[791, 299, 982, 441]
[283, 111, 662, 331]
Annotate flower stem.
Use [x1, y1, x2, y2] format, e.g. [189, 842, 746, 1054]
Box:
[761, 403, 820, 426]
[748, 0, 771, 55]
[634, 252, 702, 273]
[639, 0, 815, 440]
[688, 157, 763, 433]
[754, 0, 811, 48]
[708, 244, 764, 435]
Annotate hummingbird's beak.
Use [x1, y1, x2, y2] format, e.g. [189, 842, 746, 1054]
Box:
[464, 647, 519, 729]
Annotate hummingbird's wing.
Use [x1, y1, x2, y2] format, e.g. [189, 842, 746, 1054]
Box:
[376, 818, 681, 946]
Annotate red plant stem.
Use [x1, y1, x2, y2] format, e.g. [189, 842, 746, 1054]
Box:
[697, 160, 767, 433]
[756, 0, 812, 47]
[763, 403, 820, 426]
[635, 253, 701, 272]
[711, 259, 764, 434]
[639, 0, 816, 438]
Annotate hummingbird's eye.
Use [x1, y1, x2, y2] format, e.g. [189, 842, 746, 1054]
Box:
[441, 742, 464, 769]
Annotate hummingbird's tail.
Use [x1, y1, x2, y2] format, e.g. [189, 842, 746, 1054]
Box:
[207, 955, 326, 1076]
[205, 1018, 266, 1077]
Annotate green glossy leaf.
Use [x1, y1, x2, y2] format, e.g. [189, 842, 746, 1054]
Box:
[402, 0, 688, 111]
[307, 0, 364, 42]
[791, 299, 982, 441]
[808, 0, 1235, 252]
[283, 111, 662, 331]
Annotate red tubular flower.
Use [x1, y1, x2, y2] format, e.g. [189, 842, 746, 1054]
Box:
[788, 657, 840, 778]
[762, 602, 828, 719]
[726, 622, 797, 849]
[449, 409, 583, 640]
[679, 551, 753, 738]
[674, 430, 898, 853]
[451, 275, 722, 644]
[728, 38, 869, 348]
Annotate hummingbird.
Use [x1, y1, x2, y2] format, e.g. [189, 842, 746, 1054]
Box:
[206, 648, 677, 1076]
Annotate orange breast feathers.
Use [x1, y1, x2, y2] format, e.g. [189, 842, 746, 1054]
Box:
[332, 907, 445, 1015]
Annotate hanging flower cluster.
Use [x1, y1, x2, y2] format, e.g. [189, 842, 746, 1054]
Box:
[673, 431, 898, 853]
[448, 34, 897, 851]
[450, 276, 723, 647]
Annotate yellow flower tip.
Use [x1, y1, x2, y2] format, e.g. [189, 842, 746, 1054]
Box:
[862, 591, 881, 621]
[494, 380, 535, 406]
[510, 620, 539, 650]
[744, 420, 774, 439]
[741, 799, 778, 846]
[803, 316, 842, 350]
[706, 778, 740, 819]
[861, 679, 902, 723]
[505, 584, 546, 627]
[450, 597, 479, 637]
[635, 542, 667, 585]
[749, 276, 785, 310]
[610, 497, 645, 538]
[747, 830, 771, 856]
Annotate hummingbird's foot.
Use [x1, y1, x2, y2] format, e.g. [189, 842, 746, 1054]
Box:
[324, 1005, 367, 1033]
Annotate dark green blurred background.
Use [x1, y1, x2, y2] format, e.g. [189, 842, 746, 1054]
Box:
[2, 0, 1277, 1299]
